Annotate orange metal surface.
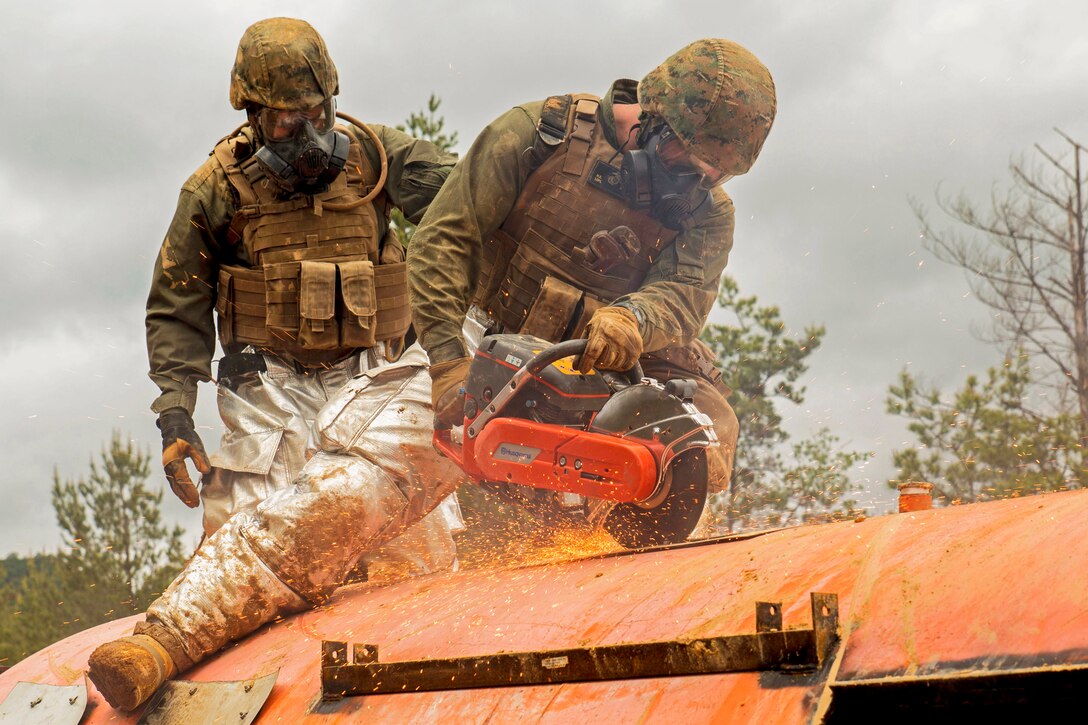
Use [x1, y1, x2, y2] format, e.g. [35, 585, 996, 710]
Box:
[3, 489, 1087, 722]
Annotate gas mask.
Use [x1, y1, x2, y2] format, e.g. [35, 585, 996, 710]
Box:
[621, 124, 721, 231]
[253, 99, 350, 193]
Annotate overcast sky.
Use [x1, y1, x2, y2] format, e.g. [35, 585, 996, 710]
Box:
[1, 1, 1086, 555]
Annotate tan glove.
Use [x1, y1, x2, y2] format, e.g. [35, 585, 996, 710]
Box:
[578, 306, 643, 373]
[579, 226, 641, 274]
[429, 357, 472, 428]
[157, 408, 211, 508]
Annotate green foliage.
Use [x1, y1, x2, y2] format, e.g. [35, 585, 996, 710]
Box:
[914, 132, 1088, 437]
[396, 94, 459, 154]
[887, 354, 1082, 503]
[749, 429, 868, 523]
[0, 433, 187, 667]
[904, 133, 1088, 501]
[0, 553, 30, 590]
[391, 94, 458, 245]
[701, 277, 871, 530]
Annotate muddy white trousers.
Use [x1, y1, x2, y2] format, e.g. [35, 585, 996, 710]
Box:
[144, 344, 464, 665]
[200, 345, 462, 575]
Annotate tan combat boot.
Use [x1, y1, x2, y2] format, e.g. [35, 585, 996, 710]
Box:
[87, 634, 177, 711]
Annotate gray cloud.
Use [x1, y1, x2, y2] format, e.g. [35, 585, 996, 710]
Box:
[2, 0, 1087, 552]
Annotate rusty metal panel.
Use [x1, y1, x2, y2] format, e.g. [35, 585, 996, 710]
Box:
[834, 490, 1088, 681]
[137, 671, 276, 725]
[3, 489, 1087, 723]
[0, 680, 87, 725]
[755, 601, 783, 632]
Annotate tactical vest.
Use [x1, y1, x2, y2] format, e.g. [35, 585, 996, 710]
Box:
[475, 94, 728, 395]
[474, 94, 679, 342]
[212, 123, 411, 367]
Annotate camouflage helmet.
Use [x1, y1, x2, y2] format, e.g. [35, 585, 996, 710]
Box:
[229, 17, 339, 111]
[638, 38, 776, 176]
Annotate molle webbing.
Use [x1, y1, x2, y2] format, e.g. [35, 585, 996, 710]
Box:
[212, 125, 410, 357]
[236, 124, 383, 269]
[216, 261, 412, 350]
[481, 94, 677, 340]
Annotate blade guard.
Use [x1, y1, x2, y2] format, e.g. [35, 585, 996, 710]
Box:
[588, 378, 719, 504]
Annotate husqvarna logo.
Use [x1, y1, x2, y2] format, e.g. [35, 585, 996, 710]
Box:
[494, 443, 541, 464]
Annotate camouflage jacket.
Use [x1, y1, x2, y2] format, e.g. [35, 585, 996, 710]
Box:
[407, 80, 736, 366]
[146, 123, 456, 414]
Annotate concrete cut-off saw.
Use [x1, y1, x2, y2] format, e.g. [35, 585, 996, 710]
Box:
[433, 334, 718, 549]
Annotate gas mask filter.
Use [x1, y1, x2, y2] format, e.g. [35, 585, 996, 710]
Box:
[253, 100, 350, 193]
[620, 125, 716, 231]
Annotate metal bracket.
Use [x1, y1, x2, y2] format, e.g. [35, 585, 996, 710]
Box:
[321, 592, 838, 699]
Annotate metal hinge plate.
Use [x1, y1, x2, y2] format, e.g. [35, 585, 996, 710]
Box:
[0, 680, 87, 725]
[138, 671, 277, 725]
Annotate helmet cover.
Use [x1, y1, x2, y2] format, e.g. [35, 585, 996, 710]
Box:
[229, 17, 339, 111]
[638, 38, 776, 176]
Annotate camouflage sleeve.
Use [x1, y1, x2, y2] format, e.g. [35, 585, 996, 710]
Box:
[350, 124, 459, 223]
[614, 187, 735, 351]
[145, 160, 232, 415]
[407, 104, 541, 364]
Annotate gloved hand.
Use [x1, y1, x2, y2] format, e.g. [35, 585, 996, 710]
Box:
[578, 306, 643, 373]
[429, 357, 472, 428]
[157, 408, 211, 508]
[580, 225, 641, 274]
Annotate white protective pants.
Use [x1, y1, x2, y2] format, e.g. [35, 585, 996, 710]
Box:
[201, 346, 463, 576]
[145, 344, 465, 665]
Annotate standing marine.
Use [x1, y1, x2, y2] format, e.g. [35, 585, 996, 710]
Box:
[409, 38, 777, 515]
[88, 17, 465, 710]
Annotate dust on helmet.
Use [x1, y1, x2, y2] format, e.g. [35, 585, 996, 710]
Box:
[637, 38, 776, 177]
[228, 17, 348, 191]
[229, 17, 338, 111]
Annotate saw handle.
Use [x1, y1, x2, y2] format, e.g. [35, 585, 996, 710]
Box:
[525, 338, 643, 385]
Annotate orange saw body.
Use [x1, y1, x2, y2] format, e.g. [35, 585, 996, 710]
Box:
[433, 335, 717, 547]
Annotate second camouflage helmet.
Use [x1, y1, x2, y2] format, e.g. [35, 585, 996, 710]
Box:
[229, 17, 339, 111]
[638, 38, 776, 177]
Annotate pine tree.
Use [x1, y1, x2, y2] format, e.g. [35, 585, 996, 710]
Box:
[390, 94, 458, 245]
[887, 354, 1081, 503]
[0, 433, 188, 665]
[915, 132, 1088, 442]
[702, 277, 870, 531]
[397, 93, 459, 153]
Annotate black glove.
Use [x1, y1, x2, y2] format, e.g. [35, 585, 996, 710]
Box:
[157, 408, 211, 508]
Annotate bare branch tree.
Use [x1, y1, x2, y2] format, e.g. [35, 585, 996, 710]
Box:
[913, 131, 1088, 439]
